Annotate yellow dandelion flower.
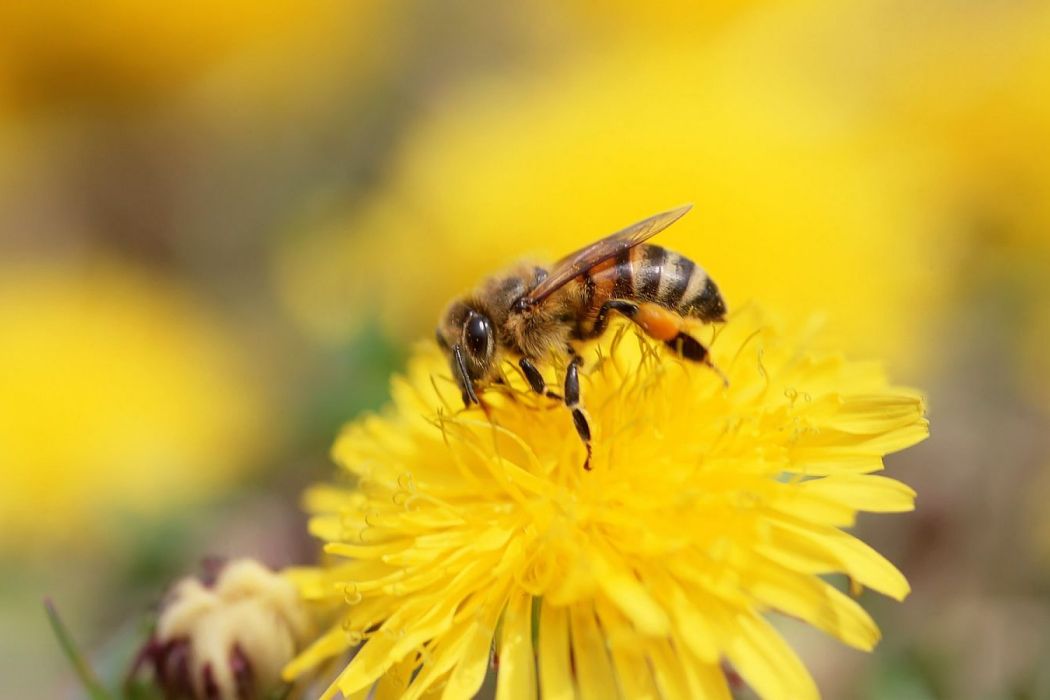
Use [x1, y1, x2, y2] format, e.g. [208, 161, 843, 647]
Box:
[285, 305, 927, 700]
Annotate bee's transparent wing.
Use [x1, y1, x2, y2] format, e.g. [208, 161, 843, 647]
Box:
[523, 204, 693, 306]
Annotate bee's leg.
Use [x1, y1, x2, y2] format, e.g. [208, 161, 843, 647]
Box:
[593, 301, 728, 385]
[519, 357, 546, 393]
[665, 332, 728, 386]
[664, 332, 707, 361]
[589, 299, 640, 338]
[563, 353, 592, 470]
[519, 357, 562, 400]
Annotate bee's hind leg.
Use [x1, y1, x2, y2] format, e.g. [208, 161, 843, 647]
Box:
[665, 332, 728, 386]
[594, 299, 728, 385]
[563, 352, 592, 470]
[665, 332, 707, 362]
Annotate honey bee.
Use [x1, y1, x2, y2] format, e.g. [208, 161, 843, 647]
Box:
[436, 205, 726, 469]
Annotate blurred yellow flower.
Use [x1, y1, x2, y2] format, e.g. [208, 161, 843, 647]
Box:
[861, 0, 1050, 402]
[276, 30, 944, 374]
[0, 1, 383, 113]
[558, 0, 771, 42]
[858, 0, 1050, 249]
[285, 306, 927, 699]
[0, 259, 270, 552]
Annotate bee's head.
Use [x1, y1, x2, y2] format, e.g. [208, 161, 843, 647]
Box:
[436, 300, 496, 406]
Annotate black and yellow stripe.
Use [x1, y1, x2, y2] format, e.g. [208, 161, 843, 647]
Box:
[658, 249, 695, 309]
[585, 244, 724, 319]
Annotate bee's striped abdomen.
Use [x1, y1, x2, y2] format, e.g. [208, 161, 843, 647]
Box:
[660, 248, 726, 322]
[586, 244, 726, 323]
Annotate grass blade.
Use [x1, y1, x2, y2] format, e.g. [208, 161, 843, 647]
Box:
[44, 598, 113, 700]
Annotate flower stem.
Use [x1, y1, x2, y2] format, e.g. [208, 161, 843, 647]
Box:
[44, 598, 113, 700]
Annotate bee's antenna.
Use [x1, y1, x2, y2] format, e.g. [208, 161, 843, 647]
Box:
[452, 345, 480, 406]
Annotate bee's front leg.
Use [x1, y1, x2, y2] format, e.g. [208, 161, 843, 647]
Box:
[563, 353, 592, 470]
[519, 357, 562, 400]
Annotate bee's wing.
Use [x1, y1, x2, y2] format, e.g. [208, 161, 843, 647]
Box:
[523, 204, 693, 306]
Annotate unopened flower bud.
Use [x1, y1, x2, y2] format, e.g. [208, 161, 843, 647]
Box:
[138, 558, 312, 700]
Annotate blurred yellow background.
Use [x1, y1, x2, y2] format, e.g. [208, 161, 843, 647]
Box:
[1, 1, 1048, 698]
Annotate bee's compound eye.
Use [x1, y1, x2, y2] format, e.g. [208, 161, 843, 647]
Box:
[464, 314, 492, 357]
